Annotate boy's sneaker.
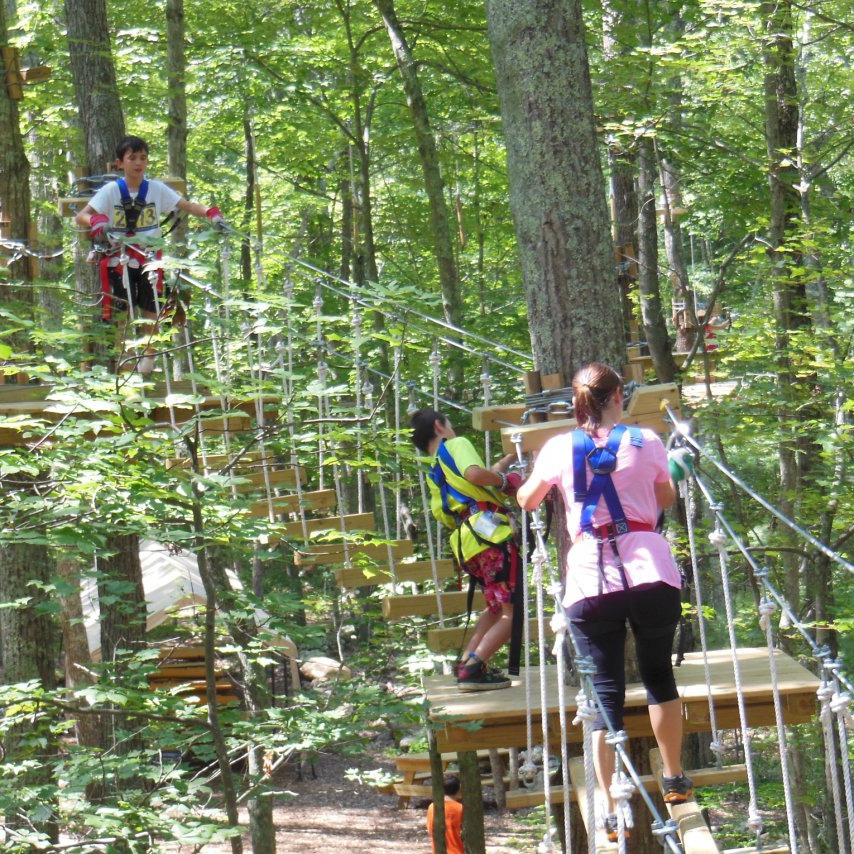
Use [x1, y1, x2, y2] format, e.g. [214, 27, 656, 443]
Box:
[604, 814, 629, 843]
[457, 657, 511, 692]
[662, 772, 694, 804]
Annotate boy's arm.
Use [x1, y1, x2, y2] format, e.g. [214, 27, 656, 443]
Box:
[177, 198, 227, 227]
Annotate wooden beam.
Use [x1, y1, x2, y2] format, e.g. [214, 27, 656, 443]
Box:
[626, 382, 680, 417]
[650, 748, 719, 854]
[336, 559, 455, 589]
[294, 539, 414, 566]
[247, 489, 337, 518]
[472, 404, 527, 432]
[569, 756, 619, 852]
[382, 589, 484, 620]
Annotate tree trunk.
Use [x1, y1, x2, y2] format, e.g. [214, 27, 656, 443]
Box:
[637, 137, 676, 382]
[485, 0, 624, 378]
[64, 0, 125, 176]
[166, 0, 189, 250]
[0, 540, 59, 841]
[374, 0, 464, 395]
[0, 5, 31, 300]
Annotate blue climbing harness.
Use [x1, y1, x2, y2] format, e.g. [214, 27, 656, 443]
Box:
[572, 424, 643, 592]
[116, 177, 149, 234]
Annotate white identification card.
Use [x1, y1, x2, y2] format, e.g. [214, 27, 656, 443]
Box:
[472, 510, 499, 539]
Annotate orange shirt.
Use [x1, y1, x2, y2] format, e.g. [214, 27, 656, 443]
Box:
[426, 796, 464, 854]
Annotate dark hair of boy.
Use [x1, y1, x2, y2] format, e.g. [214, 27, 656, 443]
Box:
[115, 135, 149, 161]
[443, 774, 461, 797]
[410, 409, 446, 453]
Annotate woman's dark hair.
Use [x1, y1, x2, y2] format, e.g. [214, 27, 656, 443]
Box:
[572, 362, 623, 432]
[443, 774, 461, 796]
[115, 135, 149, 160]
[410, 409, 446, 453]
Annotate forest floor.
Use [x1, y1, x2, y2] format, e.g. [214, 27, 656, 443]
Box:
[182, 746, 542, 853]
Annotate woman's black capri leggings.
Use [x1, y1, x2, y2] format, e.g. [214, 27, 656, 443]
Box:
[565, 581, 682, 731]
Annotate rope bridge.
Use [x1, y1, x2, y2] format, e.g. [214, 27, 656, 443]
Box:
[1, 218, 852, 854]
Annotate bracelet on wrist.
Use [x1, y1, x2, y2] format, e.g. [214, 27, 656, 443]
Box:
[497, 471, 508, 491]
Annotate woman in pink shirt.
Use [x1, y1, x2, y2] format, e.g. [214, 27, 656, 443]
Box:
[516, 362, 693, 840]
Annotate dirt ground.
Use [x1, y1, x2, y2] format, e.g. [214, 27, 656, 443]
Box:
[194, 748, 541, 853]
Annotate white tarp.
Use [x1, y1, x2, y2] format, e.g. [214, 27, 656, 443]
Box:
[82, 540, 299, 687]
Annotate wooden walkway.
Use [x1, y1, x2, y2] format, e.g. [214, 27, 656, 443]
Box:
[423, 647, 818, 754]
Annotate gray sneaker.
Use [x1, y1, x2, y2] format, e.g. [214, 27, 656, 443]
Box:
[457, 658, 511, 692]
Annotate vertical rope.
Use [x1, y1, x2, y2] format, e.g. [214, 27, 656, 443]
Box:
[757, 593, 799, 852]
[708, 516, 764, 841]
[313, 285, 325, 492]
[366, 382, 397, 588]
[681, 474, 723, 761]
[480, 360, 492, 464]
[393, 345, 403, 541]
[352, 302, 365, 514]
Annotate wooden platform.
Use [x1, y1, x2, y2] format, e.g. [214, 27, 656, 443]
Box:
[382, 589, 484, 620]
[424, 648, 818, 754]
[493, 382, 682, 453]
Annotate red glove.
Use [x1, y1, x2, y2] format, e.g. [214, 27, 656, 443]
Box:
[89, 213, 109, 238]
[206, 206, 226, 230]
[502, 471, 523, 496]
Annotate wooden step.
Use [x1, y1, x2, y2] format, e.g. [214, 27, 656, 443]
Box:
[394, 748, 509, 773]
[267, 512, 376, 544]
[650, 747, 718, 854]
[382, 589, 484, 620]
[426, 617, 551, 653]
[234, 467, 308, 492]
[568, 756, 618, 853]
[294, 539, 414, 567]
[336, 559, 455, 589]
[248, 489, 337, 518]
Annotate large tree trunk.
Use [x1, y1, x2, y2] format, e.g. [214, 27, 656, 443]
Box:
[0, 9, 31, 297]
[485, 0, 624, 378]
[65, 0, 125, 176]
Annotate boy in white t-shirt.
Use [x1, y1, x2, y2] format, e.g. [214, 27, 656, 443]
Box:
[75, 135, 227, 374]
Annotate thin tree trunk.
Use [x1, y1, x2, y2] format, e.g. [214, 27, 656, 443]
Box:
[374, 0, 464, 396]
[637, 137, 676, 382]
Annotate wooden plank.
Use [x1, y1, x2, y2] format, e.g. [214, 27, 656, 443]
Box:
[472, 404, 527, 432]
[268, 512, 376, 544]
[569, 756, 619, 853]
[336, 559, 455, 589]
[394, 748, 508, 772]
[505, 786, 576, 809]
[247, 489, 337, 518]
[626, 382, 680, 417]
[650, 747, 719, 854]
[294, 539, 414, 566]
[382, 589, 484, 620]
[426, 617, 552, 653]
[233, 468, 308, 491]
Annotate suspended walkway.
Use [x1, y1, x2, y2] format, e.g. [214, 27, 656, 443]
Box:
[3, 211, 853, 854]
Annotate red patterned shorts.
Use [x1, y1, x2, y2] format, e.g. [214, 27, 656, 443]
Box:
[466, 543, 518, 614]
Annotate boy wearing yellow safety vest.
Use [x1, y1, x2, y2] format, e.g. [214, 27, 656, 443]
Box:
[410, 410, 523, 692]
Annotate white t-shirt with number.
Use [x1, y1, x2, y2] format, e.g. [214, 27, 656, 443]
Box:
[88, 178, 182, 244]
